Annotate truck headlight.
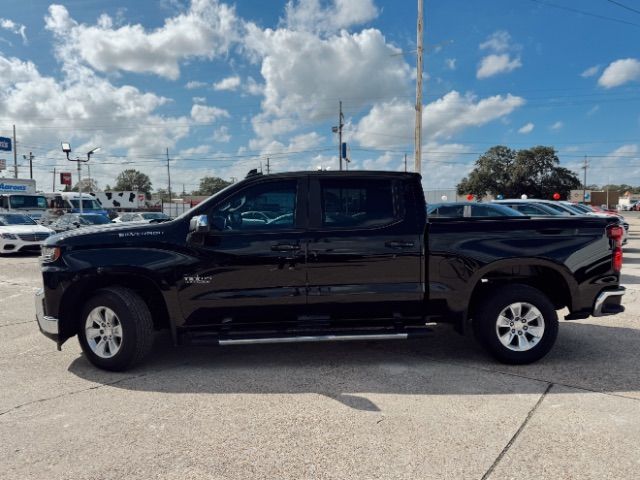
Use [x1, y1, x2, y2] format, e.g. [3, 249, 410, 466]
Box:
[0, 233, 17, 239]
[41, 246, 61, 263]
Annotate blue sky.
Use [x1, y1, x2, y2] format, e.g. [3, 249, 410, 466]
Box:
[0, 0, 638, 193]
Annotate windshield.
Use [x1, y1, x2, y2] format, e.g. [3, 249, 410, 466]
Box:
[70, 199, 103, 210]
[539, 202, 573, 215]
[8, 195, 47, 209]
[141, 212, 169, 219]
[560, 203, 589, 215]
[0, 213, 37, 225]
[80, 215, 110, 225]
[569, 203, 592, 213]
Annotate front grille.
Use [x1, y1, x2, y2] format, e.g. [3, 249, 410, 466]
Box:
[18, 233, 49, 242]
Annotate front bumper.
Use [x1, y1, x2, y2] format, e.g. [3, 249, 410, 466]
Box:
[1, 238, 47, 253]
[593, 286, 626, 316]
[35, 288, 60, 343]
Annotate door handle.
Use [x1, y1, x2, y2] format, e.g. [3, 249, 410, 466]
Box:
[271, 243, 301, 252]
[385, 240, 415, 249]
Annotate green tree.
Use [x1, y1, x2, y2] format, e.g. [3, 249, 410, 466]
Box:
[457, 146, 581, 199]
[114, 169, 152, 194]
[71, 178, 99, 192]
[192, 176, 231, 196]
[154, 188, 171, 201]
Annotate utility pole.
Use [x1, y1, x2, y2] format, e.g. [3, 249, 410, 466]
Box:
[12, 124, 17, 178]
[266, 157, 270, 174]
[166, 147, 172, 202]
[52, 168, 56, 191]
[582, 155, 588, 203]
[338, 101, 344, 170]
[404, 153, 408, 172]
[23, 152, 34, 179]
[414, 0, 424, 174]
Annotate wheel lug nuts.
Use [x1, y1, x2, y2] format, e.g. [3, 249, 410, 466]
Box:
[511, 329, 515, 333]
[518, 331, 523, 335]
[510, 322, 514, 327]
[524, 326, 528, 330]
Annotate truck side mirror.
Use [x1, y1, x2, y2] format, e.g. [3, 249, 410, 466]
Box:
[189, 215, 210, 234]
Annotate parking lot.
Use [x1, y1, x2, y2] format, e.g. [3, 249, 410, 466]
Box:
[1, 215, 639, 480]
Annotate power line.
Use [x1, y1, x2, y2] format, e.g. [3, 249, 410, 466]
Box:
[525, 0, 640, 28]
[607, 0, 640, 16]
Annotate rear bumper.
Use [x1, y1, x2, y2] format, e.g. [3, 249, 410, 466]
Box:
[593, 286, 626, 316]
[35, 288, 60, 342]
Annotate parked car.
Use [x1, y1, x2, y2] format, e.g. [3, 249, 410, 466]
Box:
[497, 199, 629, 244]
[49, 213, 112, 233]
[490, 200, 562, 217]
[427, 202, 523, 217]
[36, 171, 625, 371]
[0, 213, 54, 255]
[113, 212, 170, 223]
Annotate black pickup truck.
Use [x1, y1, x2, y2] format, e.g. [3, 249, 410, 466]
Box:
[35, 171, 626, 371]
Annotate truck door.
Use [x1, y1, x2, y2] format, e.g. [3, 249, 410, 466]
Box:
[305, 176, 423, 320]
[179, 177, 308, 328]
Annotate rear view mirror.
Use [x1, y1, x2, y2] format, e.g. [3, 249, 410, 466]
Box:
[189, 215, 210, 234]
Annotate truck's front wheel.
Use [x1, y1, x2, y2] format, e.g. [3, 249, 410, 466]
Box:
[78, 287, 154, 371]
[473, 284, 558, 364]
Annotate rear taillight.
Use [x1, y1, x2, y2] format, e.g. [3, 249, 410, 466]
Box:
[607, 225, 624, 272]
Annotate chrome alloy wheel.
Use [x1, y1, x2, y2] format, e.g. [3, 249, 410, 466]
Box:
[85, 306, 123, 359]
[495, 302, 545, 352]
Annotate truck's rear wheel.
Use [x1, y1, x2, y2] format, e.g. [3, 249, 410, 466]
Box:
[472, 284, 558, 364]
[78, 287, 154, 371]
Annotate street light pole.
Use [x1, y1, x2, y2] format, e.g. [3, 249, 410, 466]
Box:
[61, 143, 100, 215]
[23, 152, 34, 179]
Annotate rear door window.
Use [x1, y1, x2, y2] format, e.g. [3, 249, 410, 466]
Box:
[319, 178, 399, 228]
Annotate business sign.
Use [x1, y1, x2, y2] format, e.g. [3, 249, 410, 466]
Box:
[0, 182, 28, 192]
[60, 172, 72, 186]
[0, 159, 5, 171]
[0, 137, 12, 152]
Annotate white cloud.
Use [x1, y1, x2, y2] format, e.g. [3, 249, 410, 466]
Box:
[0, 53, 199, 193]
[518, 122, 534, 134]
[353, 91, 525, 148]
[190, 104, 230, 122]
[587, 105, 600, 116]
[0, 18, 27, 44]
[213, 125, 231, 143]
[44, 1, 241, 80]
[185, 80, 207, 89]
[445, 58, 456, 70]
[580, 65, 600, 78]
[244, 26, 410, 130]
[212, 75, 241, 91]
[245, 76, 264, 96]
[284, 0, 378, 34]
[598, 58, 640, 88]
[610, 144, 638, 158]
[550, 121, 563, 130]
[477, 30, 521, 79]
[477, 54, 522, 79]
[479, 31, 512, 52]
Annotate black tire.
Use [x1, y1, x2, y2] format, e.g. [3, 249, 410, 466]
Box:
[78, 287, 155, 371]
[472, 284, 558, 364]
